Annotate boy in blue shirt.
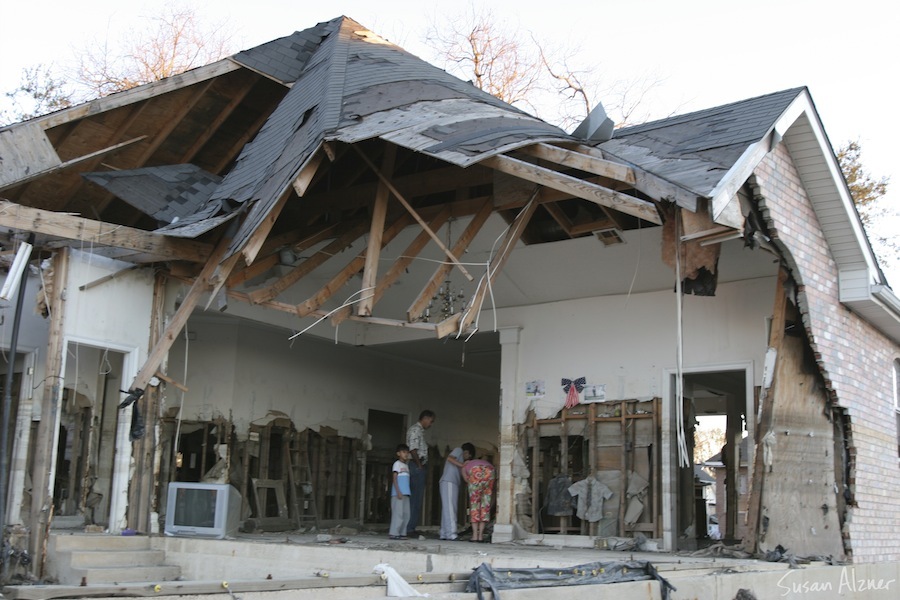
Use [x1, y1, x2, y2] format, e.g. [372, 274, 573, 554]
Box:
[389, 444, 411, 539]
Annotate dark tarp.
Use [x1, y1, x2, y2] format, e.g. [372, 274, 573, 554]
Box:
[465, 560, 675, 600]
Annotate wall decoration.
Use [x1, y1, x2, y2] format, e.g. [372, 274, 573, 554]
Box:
[525, 380, 545, 400]
[561, 377, 586, 409]
[583, 384, 608, 403]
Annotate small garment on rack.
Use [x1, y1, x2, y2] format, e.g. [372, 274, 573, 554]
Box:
[567, 477, 614, 522]
[546, 474, 574, 516]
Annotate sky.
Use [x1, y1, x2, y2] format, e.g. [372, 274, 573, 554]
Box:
[2, 0, 898, 284]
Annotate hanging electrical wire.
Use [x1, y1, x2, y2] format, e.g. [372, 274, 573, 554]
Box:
[674, 208, 690, 469]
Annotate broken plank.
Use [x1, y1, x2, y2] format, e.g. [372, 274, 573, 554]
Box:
[2, 573, 474, 600]
[0, 136, 147, 192]
[481, 155, 661, 224]
[519, 143, 636, 185]
[0, 200, 212, 263]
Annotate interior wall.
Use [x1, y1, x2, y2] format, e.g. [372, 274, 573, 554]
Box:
[166, 318, 500, 449]
[498, 276, 776, 422]
[62, 250, 154, 359]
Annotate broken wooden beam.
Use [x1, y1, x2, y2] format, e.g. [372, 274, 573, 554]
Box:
[0, 200, 213, 263]
[481, 155, 661, 224]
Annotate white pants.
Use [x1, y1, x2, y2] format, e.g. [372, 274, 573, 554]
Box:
[390, 496, 409, 537]
[440, 480, 460, 539]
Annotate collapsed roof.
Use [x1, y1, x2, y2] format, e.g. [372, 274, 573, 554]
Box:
[0, 15, 895, 351]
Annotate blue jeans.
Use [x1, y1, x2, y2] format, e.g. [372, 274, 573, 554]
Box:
[407, 461, 427, 534]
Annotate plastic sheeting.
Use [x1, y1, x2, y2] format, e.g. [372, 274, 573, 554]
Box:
[465, 560, 675, 600]
[372, 563, 428, 597]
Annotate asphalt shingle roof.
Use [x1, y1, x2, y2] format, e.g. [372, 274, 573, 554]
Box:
[600, 87, 806, 197]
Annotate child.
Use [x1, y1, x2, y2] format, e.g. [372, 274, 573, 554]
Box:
[389, 443, 411, 540]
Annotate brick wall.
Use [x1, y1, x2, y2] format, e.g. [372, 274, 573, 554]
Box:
[752, 144, 900, 562]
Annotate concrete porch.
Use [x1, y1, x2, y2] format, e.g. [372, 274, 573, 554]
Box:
[5, 529, 899, 599]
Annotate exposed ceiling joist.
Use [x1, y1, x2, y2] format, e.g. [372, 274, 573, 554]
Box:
[354, 146, 474, 282]
[331, 205, 452, 327]
[459, 190, 541, 334]
[247, 219, 370, 304]
[482, 155, 662, 225]
[298, 212, 413, 319]
[0, 199, 211, 263]
[407, 198, 494, 323]
[356, 145, 396, 317]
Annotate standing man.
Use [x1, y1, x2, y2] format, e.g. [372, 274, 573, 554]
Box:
[439, 443, 472, 540]
[406, 409, 435, 537]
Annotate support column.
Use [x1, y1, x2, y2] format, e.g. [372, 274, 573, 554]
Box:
[28, 248, 69, 575]
[491, 326, 520, 544]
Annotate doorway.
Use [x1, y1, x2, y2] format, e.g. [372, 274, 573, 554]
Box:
[53, 341, 135, 530]
[669, 367, 751, 550]
[365, 409, 406, 523]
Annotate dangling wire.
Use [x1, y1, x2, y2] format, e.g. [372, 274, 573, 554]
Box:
[99, 348, 112, 375]
[674, 208, 690, 469]
[171, 323, 190, 481]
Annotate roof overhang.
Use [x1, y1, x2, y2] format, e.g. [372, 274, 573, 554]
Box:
[712, 89, 900, 344]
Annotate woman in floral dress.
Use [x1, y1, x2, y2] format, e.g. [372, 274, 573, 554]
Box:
[460, 443, 495, 543]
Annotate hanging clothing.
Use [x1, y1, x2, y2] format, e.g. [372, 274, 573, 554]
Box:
[567, 477, 614, 522]
[546, 474, 574, 516]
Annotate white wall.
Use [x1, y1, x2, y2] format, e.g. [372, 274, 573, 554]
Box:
[63, 250, 155, 355]
[499, 276, 776, 422]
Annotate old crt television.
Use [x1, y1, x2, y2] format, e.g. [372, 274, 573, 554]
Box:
[164, 482, 242, 539]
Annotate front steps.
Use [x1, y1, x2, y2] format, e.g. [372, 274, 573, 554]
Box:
[45, 533, 181, 585]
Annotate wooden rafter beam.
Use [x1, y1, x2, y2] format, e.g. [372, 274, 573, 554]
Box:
[247, 220, 370, 304]
[407, 197, 494, 322]
[457, 191, 540, 335]
[572, 143, 701, 211]
[519, 143, 636, 185]
[179, 75, 259, 163]
[300, 165, 493, 215]
[481, 155, 661, 225]
[0, 136, 148, 193]
[298, 212, 413, 318]
[128, 228, 235, 393]
[353, 146, 474, 281]
[357, 146, 396, 317]
[0, 199, 212, 263]
[331, 206, 453, 327]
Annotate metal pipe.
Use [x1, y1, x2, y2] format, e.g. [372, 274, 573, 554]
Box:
[0, 235, 34, 579]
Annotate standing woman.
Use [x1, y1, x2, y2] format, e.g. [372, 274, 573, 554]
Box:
[460, 443, 495, 543]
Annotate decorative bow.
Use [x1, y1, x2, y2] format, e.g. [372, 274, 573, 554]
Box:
[562, 377, 586, 409]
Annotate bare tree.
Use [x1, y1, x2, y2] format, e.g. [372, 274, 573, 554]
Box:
[694, 426, 726, 464]
[76, 5, 235, 97]
[1, 64, 74, 125]
[424, 5, 543, 111]
[424, 4, 664, 132]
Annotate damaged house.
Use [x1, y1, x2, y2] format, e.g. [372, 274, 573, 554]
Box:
[0, 15, 898, 577]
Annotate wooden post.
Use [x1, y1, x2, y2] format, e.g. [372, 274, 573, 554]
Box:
[744, 268, 788, 551]
[127, 270, 167, 532]
[530, 414, 539, 534]
[28, 248, 69, 574]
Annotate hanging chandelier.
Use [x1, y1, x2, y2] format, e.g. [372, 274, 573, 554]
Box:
[423, 279, 465, 322]
[421, 219, 466, 322]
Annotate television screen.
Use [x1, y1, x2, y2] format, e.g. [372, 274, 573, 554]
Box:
[164, 482, 242, 539]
